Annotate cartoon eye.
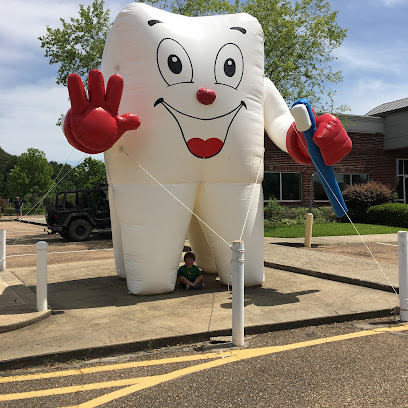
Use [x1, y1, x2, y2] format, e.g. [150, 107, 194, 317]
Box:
[214, 43, 244, 89]
[168, 54, 182, 74]
[157, 38, 193, 86]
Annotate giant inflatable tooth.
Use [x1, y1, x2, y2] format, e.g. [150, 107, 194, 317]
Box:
[63, 3, 352, 295]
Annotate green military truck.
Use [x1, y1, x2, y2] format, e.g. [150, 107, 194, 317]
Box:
[45, 187, 111, 241]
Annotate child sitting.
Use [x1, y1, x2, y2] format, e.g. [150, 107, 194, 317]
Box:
[177, 251, 204, 290]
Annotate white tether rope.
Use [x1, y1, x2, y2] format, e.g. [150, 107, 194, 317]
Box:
[292, 123, 398, 296]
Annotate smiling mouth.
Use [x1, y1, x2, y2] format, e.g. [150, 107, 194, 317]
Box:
[154, 98, 247, 159]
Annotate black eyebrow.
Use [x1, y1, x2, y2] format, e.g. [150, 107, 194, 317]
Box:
[230, 27, 246, 34]
[148, 20, 163, 26]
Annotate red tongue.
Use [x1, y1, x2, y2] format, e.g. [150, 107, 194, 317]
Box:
[187, 138, 224, 158]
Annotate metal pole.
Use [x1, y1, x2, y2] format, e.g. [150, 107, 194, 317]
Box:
[0, 229, 5, 271]
[309, 173, 314, 213]
[36, 241, 48, 312]
[231, 240, 245, 347]
[398, 231, 408, 321]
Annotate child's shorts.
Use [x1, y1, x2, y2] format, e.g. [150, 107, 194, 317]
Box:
[180, 277, 195, 288]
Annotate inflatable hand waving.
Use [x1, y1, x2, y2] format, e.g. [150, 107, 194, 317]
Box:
[64, 70, 140, 153]
[63, 3, 351, 295]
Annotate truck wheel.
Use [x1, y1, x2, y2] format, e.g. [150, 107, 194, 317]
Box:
[45, 204, 55, 225]
[68, 219, 92, 241]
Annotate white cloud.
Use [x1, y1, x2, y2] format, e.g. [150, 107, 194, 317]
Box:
[0, 77, 103, 163]
[334, 78, 408, 115]
[381, 0, 408, 6]
[334, 44, 403, 74]
[0, 0, 126, 162]
[0, 1, 127, 62]
[0, 2, 80, 47]
[332, 38, 408, 114]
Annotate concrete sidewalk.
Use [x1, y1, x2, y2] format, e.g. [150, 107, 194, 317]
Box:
[264, 235, 400, 292]
[0, 225, 401, 370]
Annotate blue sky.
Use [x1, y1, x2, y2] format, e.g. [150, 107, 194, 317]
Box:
[1, 0, 407, 164]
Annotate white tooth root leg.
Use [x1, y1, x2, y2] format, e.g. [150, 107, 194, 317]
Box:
[111, 183, 198, 295]
[194, 182, 264, 287]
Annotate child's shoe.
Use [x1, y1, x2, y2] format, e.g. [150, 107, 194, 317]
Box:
[194, 283, 204, 290]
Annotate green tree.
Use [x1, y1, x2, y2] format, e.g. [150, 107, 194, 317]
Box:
[49, 161, 76, 192]
[38, 0, 111, 87]
[8, 149, 54, 207]
[39, 0, 347, 113]
[146, 0, 239, 15]
[72, 156, 107, 189]
[0, 147, 17, 199]
[41, 161, 77, 206]
[243, 0, 347, 111]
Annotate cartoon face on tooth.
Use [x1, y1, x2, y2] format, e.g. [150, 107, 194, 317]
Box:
[153, 33, 248, 159]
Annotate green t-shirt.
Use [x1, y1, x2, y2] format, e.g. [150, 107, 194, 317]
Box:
[177, 264, 202, 281]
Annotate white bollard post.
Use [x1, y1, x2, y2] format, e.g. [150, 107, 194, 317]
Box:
[36, 241, 48, 312]
[304, 212, 313, 248]
[231, 240, 245, 347]
[398, 231, 408, 321]
[0, 229, 6, 271]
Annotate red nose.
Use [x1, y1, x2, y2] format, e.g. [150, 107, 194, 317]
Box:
[196, 88, 216, 105]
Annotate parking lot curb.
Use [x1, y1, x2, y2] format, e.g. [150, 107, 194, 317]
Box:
[0, 307, 398, 371]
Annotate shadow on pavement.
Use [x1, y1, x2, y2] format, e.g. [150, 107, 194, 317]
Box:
[26, 273, 228, 310]
[220, 287, 320, 308]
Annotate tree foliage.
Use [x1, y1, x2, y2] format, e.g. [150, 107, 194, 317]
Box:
[72, 156, 107, 189]
[243, 0, 347, 111]
[39, 0, 347, 113]
[38, 0, 111, 86]
[49, 161, 76, 192]
[0, 147, 17, 199]
[1, 147, 106, 207]
[142, 0, 239, 15]
[8, 149, 54, 206]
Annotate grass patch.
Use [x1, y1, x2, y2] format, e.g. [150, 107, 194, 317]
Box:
[264, 223, 406, 238]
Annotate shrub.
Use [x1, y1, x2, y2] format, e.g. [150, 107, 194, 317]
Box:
[367, 203, 408, 227]
[342, 181, 396, 223]
[264, 198, 336, 226]
[312, 206, 337, 223]
[2, 207, 16, 216]
[264, 198, 286, 224]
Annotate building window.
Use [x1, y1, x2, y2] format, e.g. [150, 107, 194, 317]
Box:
[396, 159, 408, 202]
[313, 173, 369, 201]
[263, 172, 301, 202]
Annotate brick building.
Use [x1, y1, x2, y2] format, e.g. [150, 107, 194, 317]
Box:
[262, 97, 408, 207]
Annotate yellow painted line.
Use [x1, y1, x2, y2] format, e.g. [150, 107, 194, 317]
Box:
[1, 323, 408, 405]
[0, 377, 146, 401]
[0, 353, 223, 384]
[68, 323, 408, 408]
[66, 357, 242, 408]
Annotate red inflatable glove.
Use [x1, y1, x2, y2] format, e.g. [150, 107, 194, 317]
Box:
[64, 69, 140, 154]
[286, 113, 352, 166]
[286, 122, 312, 165]
[313, 114, 352, 166]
